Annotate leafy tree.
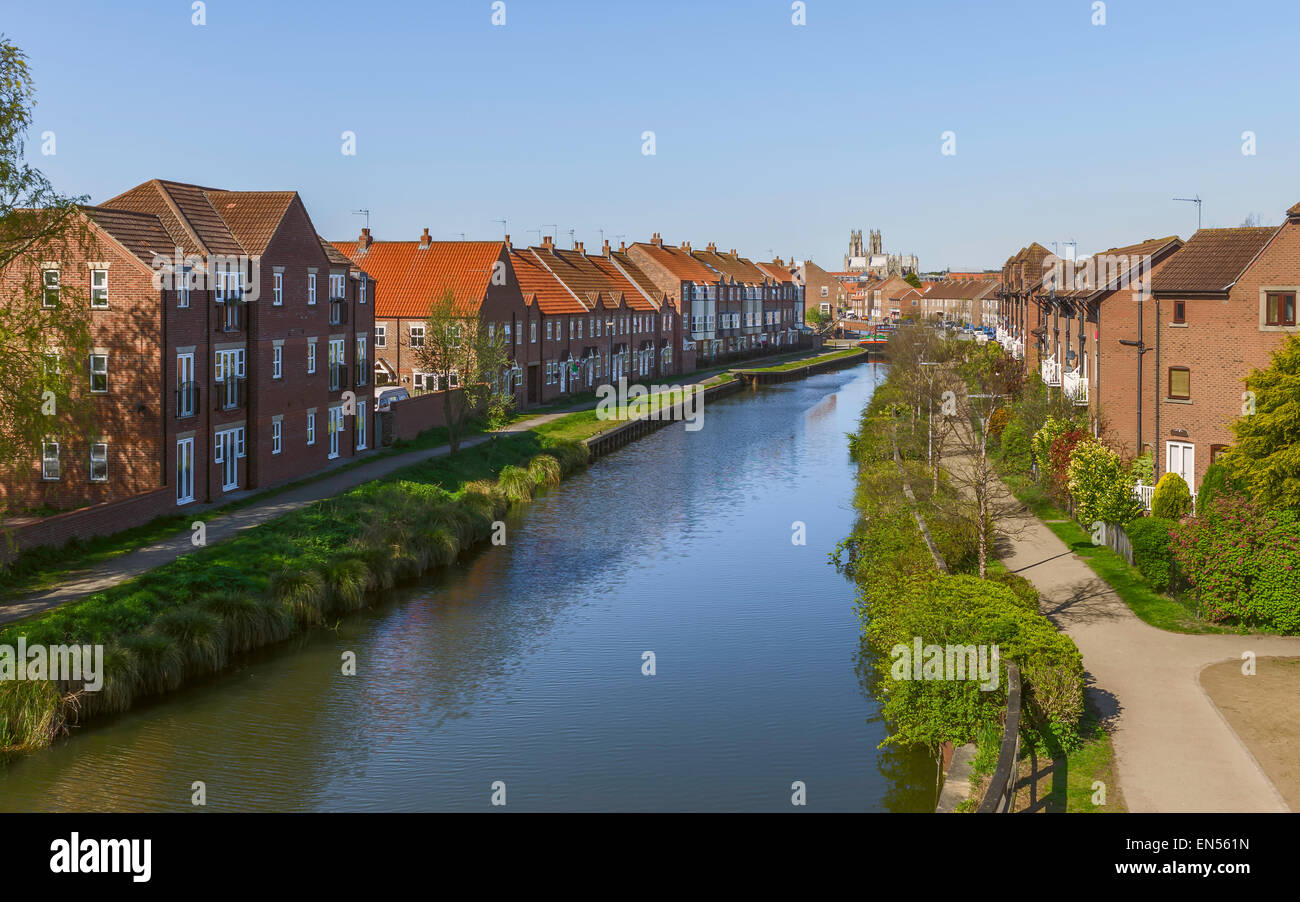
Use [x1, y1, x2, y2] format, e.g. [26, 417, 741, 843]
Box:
[903, 272, 922, 289]
[410, 288, 514, 454]
[1150, 471, 1193, 520]
[1068, 441, 1142, 528]
[1226, 334, 1300, 510]
[0, 35, 97, 522]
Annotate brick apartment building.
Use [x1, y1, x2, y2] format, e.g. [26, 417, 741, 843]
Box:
[1147, 212, 1300, 491]
[918, 279, 999, 326]
[795, 259, 848, 321]
[627, 236, 725, 361]
[1, 178, 374, 522]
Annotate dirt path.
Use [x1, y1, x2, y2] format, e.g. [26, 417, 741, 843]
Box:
[1200, 656, 1300, 811]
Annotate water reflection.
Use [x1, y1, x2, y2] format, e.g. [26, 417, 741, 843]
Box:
[0, 362, 935, 812]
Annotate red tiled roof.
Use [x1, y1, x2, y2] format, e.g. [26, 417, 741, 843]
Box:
[332, 240, 506, 318]
[204, 190, 297, 256]
[1151, 227, 1277, 294]
[755, 260, 796, 283]
[586, 253, 660, 310]
[507, 247, 587, 315]
[607, 251, 667, 306]
[630, 241, 719, 283]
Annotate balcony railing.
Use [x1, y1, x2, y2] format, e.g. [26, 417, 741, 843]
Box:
[329, 298, 348, 326]
[995, 327, 1009, 344]
[218, 299, 244, 332]
[176, 381, 199, 418]
[1134, 483, 1197, 515]
[1010, 338, 1024, 360]
[1041, 357, 1062, 387]
[217, 377, 246, 411]
[354, 361, 368, 387]
[1062, 369, 1089, 405]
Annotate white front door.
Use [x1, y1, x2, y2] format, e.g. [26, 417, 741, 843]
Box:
[329, 406, 343, 458]
[219, 431, 237, 491]
[1166, 441, 1195, 491]
[177, 438, 194, 504]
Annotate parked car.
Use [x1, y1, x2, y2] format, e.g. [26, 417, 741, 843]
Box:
[375, 387, 410, 411]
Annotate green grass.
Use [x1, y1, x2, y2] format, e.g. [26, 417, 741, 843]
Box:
[999, 470, 1223, 635]
[736, 348, 864, 373]
[1023, 703, 1126, 812]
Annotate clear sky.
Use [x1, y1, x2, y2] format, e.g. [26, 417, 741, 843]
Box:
[7, 0, 1299, 270]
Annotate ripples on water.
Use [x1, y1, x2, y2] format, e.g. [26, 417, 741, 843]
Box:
[0, 362, 936, 812]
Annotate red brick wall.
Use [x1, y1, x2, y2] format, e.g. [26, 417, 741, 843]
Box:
[2, 486, 174, 561]
[0, 224, 164, 513]
[1155, 220, 1300, 490]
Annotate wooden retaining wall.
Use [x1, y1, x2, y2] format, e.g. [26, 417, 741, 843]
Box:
[584, 379, 743, 461]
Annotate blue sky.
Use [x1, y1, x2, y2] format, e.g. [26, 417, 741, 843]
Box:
[8, 0, 1299, 270]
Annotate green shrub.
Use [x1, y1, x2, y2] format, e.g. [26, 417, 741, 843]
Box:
[1172, 499, 1300, 631]
[999, 418, 1032, 474]
[1150, 472, 1193, 520]
[527, 454, 562, 489]
[1124, 517, 1176, 592]
[1130, 452, 1154, 485]
[985, 570, 1041, 612]
[1068, 441, 1142, 528]
[496, 465, 535, 504]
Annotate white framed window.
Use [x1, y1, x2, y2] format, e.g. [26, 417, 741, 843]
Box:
[308, 272, 317, 305]
[307, 413, 316, 445]
[413, 370, 437, 393]
[273, 271, 283, 305]
[410, 324, 425, 348]
[272, 420, 282, 454]
[177, 266, 191, 308]
[531, 321, 537, 343]
[273, 345, 283, 379]
[42, 269, 60, 308]
[1166, 441, 1196, 492]
[329, 273, 346, 298]
[90, 269, 108, 308]
[505, 323, 512, 345]
[235, 427, 246, 459]
[356, 403, 367, 450]
[176, 437, 194, 504]
[89, 354, 108, 393]
[448, 370, 460, 389]
[359, 275, 367, 305]
[41, 441, 60, 480]
[307, 341, 317, 374]
[375, 323, 387, 348]
[89, 442, 108, 482]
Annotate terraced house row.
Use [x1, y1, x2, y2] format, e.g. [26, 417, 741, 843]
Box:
[331, 231, 807, 407]
[992, 198, 1300, 493]
[1, 184, 809, 552]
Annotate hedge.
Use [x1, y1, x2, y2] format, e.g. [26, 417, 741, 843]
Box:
[1125, 516, 1177, 592]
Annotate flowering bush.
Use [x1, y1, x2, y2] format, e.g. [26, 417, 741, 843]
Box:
[1068, 442, 1142, 528]
[1171, 497, 1300, 631]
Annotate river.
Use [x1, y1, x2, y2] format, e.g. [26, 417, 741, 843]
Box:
[0, 360, 936, 812]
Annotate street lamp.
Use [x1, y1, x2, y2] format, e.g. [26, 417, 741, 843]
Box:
[920, 360, 940, 468]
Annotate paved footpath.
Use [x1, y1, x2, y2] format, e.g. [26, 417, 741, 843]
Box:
[0, 407, 578, 626]
[996, 480, 1300, 812]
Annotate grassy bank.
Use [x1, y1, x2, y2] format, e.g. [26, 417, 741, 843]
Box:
[0, 424, 590, 755]
[738, 348, 863, 373]
[997, 470, 1224, 635]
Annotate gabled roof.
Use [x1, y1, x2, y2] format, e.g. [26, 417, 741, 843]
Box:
[630, 241, 719, 283]
[754, 260, 796, 284]
[508, 247, 587, 315]
[923, 279, 1000, 300]
[82, 206, 178, 266]
[693, 248, 770, 285]
[204, 190, 297, 256]
[332, 239, 506, 318]
[608, 251, 667, 307]
[587, 253, 660, 311]
[1056, 235, 1182, 299]
[1151, 226, 1278, 295]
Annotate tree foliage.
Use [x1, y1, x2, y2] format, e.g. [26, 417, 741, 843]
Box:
[1068, 441, 1142, 527]
[410, 288, 515, 453]
[1150, 471, 1192, 520]
[0, 35, 98, 518]
[1226, 333, 1300, 510]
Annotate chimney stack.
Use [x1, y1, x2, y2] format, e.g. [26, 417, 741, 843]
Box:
[619, 241, 627, 253]
[504, 234, 512, 248]
[541, 234, 554, 249]
[418, 227, 431, 249]
[575, 241, 585, 254]
[359, 227, 373, 249]
[729, 248, 737, 256]
[602, 239, 611, 257]
[706, 242, 717, 253]
[651, 233, 663, 247]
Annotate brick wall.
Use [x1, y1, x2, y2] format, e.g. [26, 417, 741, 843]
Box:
[2, 486, 174, 561]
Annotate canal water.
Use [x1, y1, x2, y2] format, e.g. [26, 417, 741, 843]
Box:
[0, 360, 936, 812]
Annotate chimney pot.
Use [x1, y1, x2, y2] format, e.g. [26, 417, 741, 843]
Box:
[602, 239, 611, 256]
[419, 227, 431, 249]
[359, 227, 372, 249]
[575, 241, 584, 254]
[505, 234, 511, 248]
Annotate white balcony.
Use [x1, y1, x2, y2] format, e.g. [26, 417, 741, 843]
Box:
[1011, 338, 1024, 360]
[1133, 482, 1198, 515]
[996, 327, 1009, 344]
[1041, 357, 1062, 387]
[1062, 369, 1089, 405]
